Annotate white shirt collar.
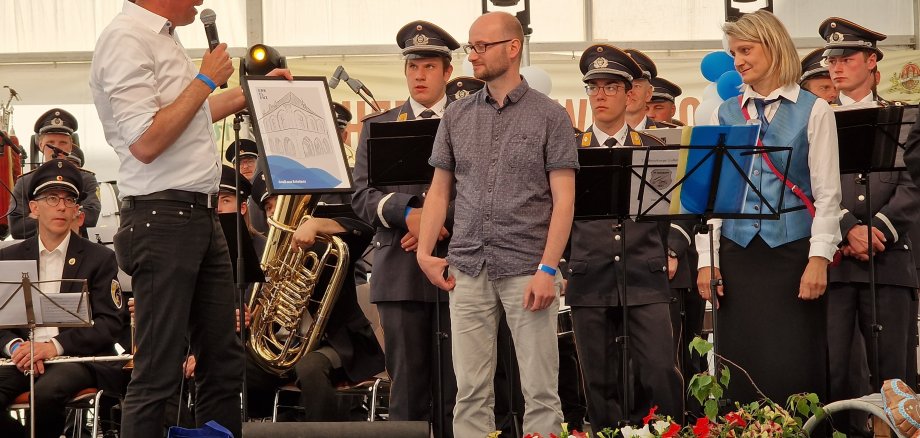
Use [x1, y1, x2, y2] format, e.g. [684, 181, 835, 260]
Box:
[740, 82, 801, 106]
[839, 90, 875, 105]
[39, 232, 72, 257]
[592, 122, 630, 147]
[408, 95, 448, 119]
[123, 0, 173, 35]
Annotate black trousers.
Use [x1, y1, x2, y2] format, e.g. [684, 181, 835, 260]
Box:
[116, 199, 243, 438]
[827, 282, 915, 394]
[0, 363, 95, 438]
[571, 303, 683, 430]
[377, 300, 456, 438]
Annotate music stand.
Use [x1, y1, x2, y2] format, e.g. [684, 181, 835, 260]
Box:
[627, 125, 793, 410]
[834, 103, 909, 390]
[573, 146, 636, 419]
[365, 120, 450, 438]
[0, 260, 90, 438]
[367, 119, 439, 186]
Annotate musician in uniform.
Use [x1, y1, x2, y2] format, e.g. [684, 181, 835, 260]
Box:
[799, 48, 837, 104]
[217, 164, 265, 256]
[697, 10, 842, 405]
[224, 138, 259, 182]
[251, 171, 277, 219]
[240, 190, 385, 421]
[350, 20, 458, 437]
[820, 18, 920, 433]
[0, 159, 127, 438]
[567, 44, 682, 429]
[9, 109, 101, 239]
[646, 77, 686, 127]
[623, 49, 676, 130]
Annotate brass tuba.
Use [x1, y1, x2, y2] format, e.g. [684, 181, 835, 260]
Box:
[247, 194, 349, 376]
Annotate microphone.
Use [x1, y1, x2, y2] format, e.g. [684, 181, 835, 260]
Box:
[329, 66, 347, 89]
[199, 9, 227, 89]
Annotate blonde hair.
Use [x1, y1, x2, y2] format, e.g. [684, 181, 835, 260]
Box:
[722, 10, 801, 87]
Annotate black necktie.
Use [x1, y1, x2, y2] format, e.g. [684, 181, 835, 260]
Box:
[418, 109, 436, 119]
[603, 137, 618, 147]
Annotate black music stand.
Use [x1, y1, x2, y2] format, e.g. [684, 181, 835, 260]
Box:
[627, 126, 793, 411]
[834, 104, 909, 390]
[0, 262, 90, 438]
[365, 121, 449, 438]
[573, 146, 635, 420]
[367, 119, 439, 186]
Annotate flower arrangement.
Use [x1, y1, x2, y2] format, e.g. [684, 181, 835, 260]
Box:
[512, 337, 846, 438]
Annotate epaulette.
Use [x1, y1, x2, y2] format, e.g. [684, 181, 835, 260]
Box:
[79, 168, 96, 176]
[359, 108, 392, 123]
[636, 131, 666, 146]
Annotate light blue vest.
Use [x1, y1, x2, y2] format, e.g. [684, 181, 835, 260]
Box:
[717, 91, 817, 248]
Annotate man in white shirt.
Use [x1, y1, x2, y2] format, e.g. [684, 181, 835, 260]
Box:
[0, 159, 125, 438]
[89, 1, 290, 436]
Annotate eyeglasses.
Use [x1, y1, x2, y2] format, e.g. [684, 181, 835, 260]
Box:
[34, 195, 78, 208]
[585, 84, 625, 96]
[462, 39, 513, 54]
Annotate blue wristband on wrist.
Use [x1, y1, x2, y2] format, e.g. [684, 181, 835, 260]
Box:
[195, 73, 217, 91]
[404, 206, 412, 220]
[537, 264, 557, 276]
[10, 341, 21, 354]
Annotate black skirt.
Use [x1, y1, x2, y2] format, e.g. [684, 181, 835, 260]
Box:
[717, 236, 828, 405]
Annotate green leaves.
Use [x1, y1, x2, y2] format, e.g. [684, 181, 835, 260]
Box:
[689, 336, 713, 358]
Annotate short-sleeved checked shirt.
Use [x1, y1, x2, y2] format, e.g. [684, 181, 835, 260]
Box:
[429, 78, 579, 280]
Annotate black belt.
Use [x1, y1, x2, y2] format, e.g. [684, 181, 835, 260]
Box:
[121, 190, 217, 210]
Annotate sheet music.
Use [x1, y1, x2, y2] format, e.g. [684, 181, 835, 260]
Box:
[0, 260, 37, 328]
[36, 293, 90, 325]
[630, 148, 680, 216]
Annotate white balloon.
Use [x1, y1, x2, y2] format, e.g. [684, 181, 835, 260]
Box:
[702, 83, 720, 101]
[521, 65, 553, 95]
[462, 59, 474, 77]
[693, 98, 723, 126]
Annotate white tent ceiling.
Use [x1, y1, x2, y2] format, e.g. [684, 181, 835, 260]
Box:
[1, 0, 918, 181]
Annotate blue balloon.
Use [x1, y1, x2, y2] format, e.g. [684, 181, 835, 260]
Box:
[700, 51, 735, 82]
[716, 70, 743, 100]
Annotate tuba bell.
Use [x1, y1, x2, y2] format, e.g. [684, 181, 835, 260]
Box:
[246, 194, 349, 376]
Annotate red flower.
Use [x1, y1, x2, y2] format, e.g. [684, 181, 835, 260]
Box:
[550, 434, 558, 438]
[662, 422, 680, 438]
[570, 430, 588, 438]
[725, 411, 747, 428]
[524, 434, 544, 438]
[692, 417, 711, 437]
[643, 405, 659, 425]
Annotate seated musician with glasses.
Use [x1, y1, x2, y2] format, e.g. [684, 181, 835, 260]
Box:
[8, 109, 101, 240]
[0, 159, 127, 438]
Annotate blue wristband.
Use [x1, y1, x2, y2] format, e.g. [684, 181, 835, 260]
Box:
[404, 206, 412, 220]
[537, 264, 557, 276]
[195, 73, 217, 91]
[10, 341, 21, 354]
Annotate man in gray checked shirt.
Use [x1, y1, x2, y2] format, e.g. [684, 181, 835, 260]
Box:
[416, 11, 579, 438]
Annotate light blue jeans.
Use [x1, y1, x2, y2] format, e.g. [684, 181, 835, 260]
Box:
[449, 266, 564, 437]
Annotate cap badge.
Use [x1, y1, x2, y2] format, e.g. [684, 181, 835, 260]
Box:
[416, 24, 423, 31]
[831, 32, 843, 42]
[596, 46, 603, 53]
[57, 162, 63, 169]
[592, 57, 609, 69]
[456, 90, 469, 99]
[50, 117, 63, 127]
[414, 33, 429, 46]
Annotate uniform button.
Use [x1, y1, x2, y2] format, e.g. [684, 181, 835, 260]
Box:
[614, 235, 621, 241]
[152, 210, 157, 215]
[662, 266, 667, 272]
[753, 205, 760, 211]
[904, 245, 909, 250]
[614, 256, 621, 262]
[422, 192, 427, 198]
[753, 223, 760, 229]
[375, 242, 381, 247]
[858, 195, 865, 201]
[753, 169, 760, 176]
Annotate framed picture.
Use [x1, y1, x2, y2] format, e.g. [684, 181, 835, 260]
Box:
[242, 76, 353, 194]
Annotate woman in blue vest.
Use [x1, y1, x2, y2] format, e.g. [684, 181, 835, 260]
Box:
[696, 10, 842, 404]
